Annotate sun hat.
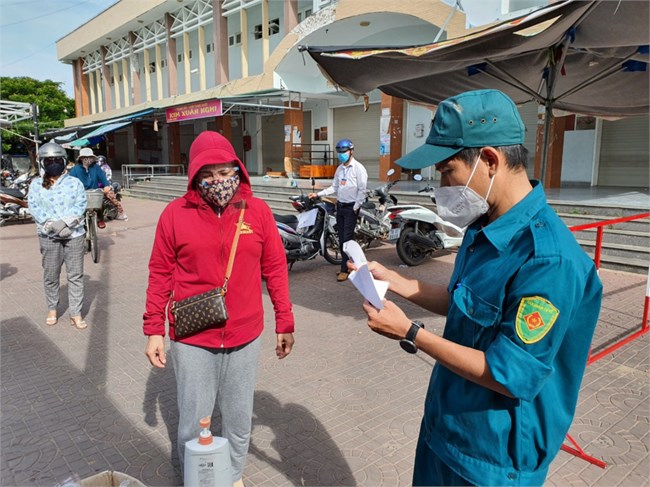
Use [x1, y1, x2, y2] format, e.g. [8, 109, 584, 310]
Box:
[78, 147, 96, 159]
[396, 89, 525, 170]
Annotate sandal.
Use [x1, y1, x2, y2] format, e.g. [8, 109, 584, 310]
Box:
[70, 317, 88, 330]
[46, 311, 58, 326]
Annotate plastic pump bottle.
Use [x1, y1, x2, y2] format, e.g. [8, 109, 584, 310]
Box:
[184, 417, 232, 487]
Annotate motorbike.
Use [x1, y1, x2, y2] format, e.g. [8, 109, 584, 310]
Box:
[355, 169, 431, 248]
[0, 172, 34, 226]
[1, 155, 18, 187]
[1, 168, 19, 188]
[388, 174, 465, 266]
[101, 181, 123, 221]
[274, 193, 342, 269]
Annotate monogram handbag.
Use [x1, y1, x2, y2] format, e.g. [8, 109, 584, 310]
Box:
[171, 205, 245, 339]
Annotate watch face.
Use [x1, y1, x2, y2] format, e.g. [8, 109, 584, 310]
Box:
[400, 339, 417, 354]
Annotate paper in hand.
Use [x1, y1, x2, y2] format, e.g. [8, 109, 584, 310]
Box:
[342, 240, 388, 309]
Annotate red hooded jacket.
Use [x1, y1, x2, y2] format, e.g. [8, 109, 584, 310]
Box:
[143, 131, 294, 347]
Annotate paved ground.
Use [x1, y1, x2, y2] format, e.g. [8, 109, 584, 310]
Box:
[1, 196, 648, 487]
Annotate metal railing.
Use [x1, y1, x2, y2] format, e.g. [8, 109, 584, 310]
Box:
[121, 164, 185, 189]
[568, 211, 650, 364]
[560, 211, 650, 468]
[291, 143, 334, 166]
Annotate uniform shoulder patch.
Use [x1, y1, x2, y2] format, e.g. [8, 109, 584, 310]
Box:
[515, 296, 559, 344]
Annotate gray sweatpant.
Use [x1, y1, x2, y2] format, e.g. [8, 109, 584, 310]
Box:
[38, 235, 85, 316]
[171, 336, 262, 482]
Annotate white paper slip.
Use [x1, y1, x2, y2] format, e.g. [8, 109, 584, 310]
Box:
[297, 208, 318, 229]
[343, 240, 388, 309]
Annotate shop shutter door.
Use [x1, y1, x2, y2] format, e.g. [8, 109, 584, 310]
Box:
[334, 103, 381, 179]
[599, 117, 650, 187]
[261, 114, 285, 173]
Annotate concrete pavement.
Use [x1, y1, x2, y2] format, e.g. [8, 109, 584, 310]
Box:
[1, 196, 648, 486]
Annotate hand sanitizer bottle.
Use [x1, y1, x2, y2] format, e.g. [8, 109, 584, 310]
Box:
[184, 417, 232, 487]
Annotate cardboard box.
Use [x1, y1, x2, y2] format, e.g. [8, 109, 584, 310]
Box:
[80, 470, 146, 487]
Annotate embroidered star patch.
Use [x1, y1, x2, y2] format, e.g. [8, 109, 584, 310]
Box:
[515, 296, 559, 344]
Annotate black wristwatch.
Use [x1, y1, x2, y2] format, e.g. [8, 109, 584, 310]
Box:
[400, 320, 424, 354]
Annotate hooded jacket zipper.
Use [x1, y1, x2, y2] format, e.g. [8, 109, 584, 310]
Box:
[216, 205, 226, 348]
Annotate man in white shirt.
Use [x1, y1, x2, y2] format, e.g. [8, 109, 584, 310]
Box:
[309, 138, 368, 281]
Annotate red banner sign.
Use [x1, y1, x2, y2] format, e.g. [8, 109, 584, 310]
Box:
[166, 99, 222, 123]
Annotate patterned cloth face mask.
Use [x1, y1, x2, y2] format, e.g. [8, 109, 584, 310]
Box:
[198, 174, 240, 207]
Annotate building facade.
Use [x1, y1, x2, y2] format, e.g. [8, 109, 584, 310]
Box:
[55, 0, 649, 187]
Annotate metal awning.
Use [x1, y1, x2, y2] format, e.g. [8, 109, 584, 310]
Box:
[70, 121, 132, 147]
[220, 91, 304, 115]
[44, 108, 156, 140]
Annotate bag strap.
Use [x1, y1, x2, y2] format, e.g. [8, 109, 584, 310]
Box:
[222, 202, 246, 294]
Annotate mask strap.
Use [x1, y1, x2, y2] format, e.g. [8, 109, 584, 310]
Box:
[463, 153, 483, 192]
[483, 171, 496, 205]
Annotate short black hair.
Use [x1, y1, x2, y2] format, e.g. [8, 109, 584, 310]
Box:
[455, 145, 528, 171]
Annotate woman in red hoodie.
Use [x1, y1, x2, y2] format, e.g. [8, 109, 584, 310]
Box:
[143, 131, 295, 485]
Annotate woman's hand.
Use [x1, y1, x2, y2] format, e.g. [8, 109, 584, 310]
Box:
[145, 335, 166, 368]
[276, 333, 294, 359]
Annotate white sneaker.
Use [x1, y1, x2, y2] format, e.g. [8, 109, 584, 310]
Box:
[116, 213, 128, 221]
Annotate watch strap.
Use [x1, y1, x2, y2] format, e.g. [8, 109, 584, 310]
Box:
[405, 320, 424, 342]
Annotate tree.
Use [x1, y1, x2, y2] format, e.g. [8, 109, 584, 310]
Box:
[0, 77, 76, 154]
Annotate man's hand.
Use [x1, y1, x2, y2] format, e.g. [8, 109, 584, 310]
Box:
[145, 335, 166, 368]
[276, 333, 294, 359]
[308, 193, 318, 199]
[102, 186, 111, 193]
[362, 299, 411, 341]
[366, 261, 393, 283]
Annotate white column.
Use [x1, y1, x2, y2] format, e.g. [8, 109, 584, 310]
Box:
[122, 58, 130, 107]
[144, 48, 152, 102]
[113, 62, 121, 109]
[198, 26, 207, 91]
[89, 71, 97, 114]
[183, 32, 191, 94]
[240, 10, 248, 78]
[94, 70, 103, 112]
[155, 44, 164, 99]
[262, 0, 269, 63]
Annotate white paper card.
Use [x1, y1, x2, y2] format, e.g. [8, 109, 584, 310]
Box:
[297, 208, 318, 228]
[343, 240, 388, 309]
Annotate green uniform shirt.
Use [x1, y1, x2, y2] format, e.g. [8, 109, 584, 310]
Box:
[418, 181, 602, 485]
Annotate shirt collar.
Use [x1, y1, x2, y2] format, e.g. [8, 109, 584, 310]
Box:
[480, 180, 547, 252]
[342, 158, 355, 169]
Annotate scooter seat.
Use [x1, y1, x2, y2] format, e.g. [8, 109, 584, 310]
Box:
[273, 213, 299, 230]
[0, 187, 25, 199]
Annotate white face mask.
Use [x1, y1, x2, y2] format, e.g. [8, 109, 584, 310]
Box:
[435, 154, 495, 229]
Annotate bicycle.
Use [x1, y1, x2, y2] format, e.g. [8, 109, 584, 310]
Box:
[84, 189, 103, 263]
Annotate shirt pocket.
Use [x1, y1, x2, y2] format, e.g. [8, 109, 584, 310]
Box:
[452, 283, 501, 349]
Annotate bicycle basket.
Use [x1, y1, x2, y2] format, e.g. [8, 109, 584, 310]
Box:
[85, 190, 104, 210]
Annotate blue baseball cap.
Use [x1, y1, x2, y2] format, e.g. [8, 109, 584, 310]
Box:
[396, 89, 525, 170]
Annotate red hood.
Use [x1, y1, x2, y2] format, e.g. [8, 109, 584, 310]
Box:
[185, 130, 252, 203]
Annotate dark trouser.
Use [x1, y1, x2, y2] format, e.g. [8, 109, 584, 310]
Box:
[336, 202, 357, 273]
[413, 429, 472, 486]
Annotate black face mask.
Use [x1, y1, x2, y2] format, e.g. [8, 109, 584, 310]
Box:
[44, 161, 66, 177]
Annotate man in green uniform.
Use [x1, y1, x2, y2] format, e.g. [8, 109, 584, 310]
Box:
[360, 89, 603, 485]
